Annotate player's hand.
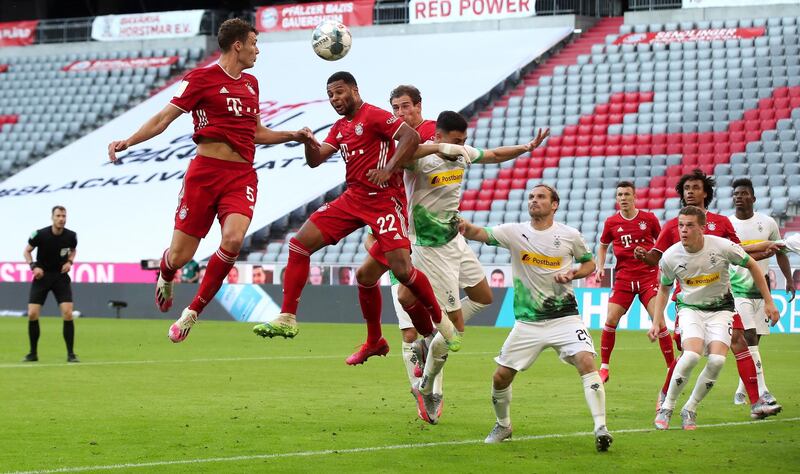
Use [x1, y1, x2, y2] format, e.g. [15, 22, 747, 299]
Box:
[437, 143, 469, 163]
[366, 168, 393, 185]
[633, 246, 647, 261]
[295, 127, 320, 147]
[765, 302, 780, 326]
[594, 268, 605, 283]
[786, 281, 796, 302]
[32, 267, 44, 280]
[647, 324, 660, 342]
[554, 270, 576, 283]
[108, 140, 129, 162]
[61, 262, 71, 274]
[525, 128, 551, 151]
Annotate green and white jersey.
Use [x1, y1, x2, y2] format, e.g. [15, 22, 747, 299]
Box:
[660, 235, 750, 312]
[728, 212, 779, 299]
[405, 147, 483, 247]
[485, 221, 593, 322]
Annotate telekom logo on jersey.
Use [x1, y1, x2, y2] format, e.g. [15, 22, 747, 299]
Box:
[620, 234, 633, 248]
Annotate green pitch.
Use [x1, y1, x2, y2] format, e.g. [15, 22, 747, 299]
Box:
[0, 318, 798, 473]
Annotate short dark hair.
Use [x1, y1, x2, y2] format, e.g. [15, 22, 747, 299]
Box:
[678, 205, 707, 226]
[327, 71, 357, 86]
[52, 205, 66, 214]
[491, 269, 504, 276]
[616, 180, 635, 191]
[389, 85, 421, 105]
[217, 18, 257, 52]
[532, 184, 560, 205]
[676, 168, 715, 208]
[732, 177, 755, 196]
[435, 111, 467, 133]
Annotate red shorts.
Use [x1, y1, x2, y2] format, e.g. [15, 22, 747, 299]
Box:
[174, 155, 257, 239]
[310, 190, 411, 255]
[609, 277, 659, 310]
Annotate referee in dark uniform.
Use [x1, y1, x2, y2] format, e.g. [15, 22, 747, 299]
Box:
[22, 205, 79, 363]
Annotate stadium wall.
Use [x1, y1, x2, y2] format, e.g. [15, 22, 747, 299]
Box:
[625, 3, 800, 25]
[2, 284, 797, 334]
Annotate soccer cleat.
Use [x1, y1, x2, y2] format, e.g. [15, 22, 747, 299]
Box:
[419, 390, 439, 425]
[22, 353, 38, 362]
[761, 391, 778, 405]
[410, 337, 429, 379]
[434, 393, 444, 419]
[253, 313, 299, 339]
[594, 425, 613, 452]
[599, 368, 609, 384]
[434, 313, 461, 352]
[154, 273, 174, 313]
[410, 381, 430, 423]
[484, 422, 513, 444]
[168, 308, 197, 343]
[655, 390, 667, 413]
[680, 408, 697, 430]
[345, 338, 390, 365]
[733, 391, 747, 405]
[751, 397, 782, 420]
[654, 408, 673, 430]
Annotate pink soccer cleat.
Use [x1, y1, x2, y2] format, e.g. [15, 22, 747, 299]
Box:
[599, 368, 609, 384]
[155, 273, 174, 313]
[168, 308, 197, 343]
[345, 338, 390, 365]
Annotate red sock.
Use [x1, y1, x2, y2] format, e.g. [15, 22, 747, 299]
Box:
[280, 238, 311, 315]
[661, 357, 678, 395]
[401, 300, 434, 337]
[600, 324, 616, 365]
[735, 349, 760, 404]
[159, 248, 177, 281]
[398, 268, 442, 324]
[188, 246, 237, 314]
[358, 282, 382, 344]
[657, 327, 675, 366]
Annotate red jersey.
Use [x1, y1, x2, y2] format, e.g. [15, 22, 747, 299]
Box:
[600, 210, 661, 281]
[653, 211, 740, 253]
[416, 119, 436, 142]
[170, 64, 260, 163]
[324, 103, 405, 195]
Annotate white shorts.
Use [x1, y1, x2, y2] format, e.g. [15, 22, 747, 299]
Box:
[734, 297, 771, 335]
[495, 316, 597, 372]
[678, 307, 734, 348]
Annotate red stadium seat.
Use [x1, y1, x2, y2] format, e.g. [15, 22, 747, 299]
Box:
[590, 146, 606, 156]
[698, 143, 714, 154]
[777, 107, 792, 119]
[532, 148, 545, 158]
[650, 187, 665, 198]
[775, 87, 789, 98]
[759, 98, 774, 109]
[548, 136, 563, 147]
[684, 155, 700, 166]
[591, 135, 606, 146]
[713, 143, 730, 155]
[667, 134, 682, 145]
[562, 125, 578, 136]
[788, 87, 800, 97]
[636, 134, 651, 145]
[621, 135, 636, 146]
[561, 146, 576, 157]
[624, 92, 640, 103]
[610, 93, 624, 103]
[498, 169, 513, 180]
[605, 145, 621, 155]
[607, 135, 621, 146]
[609, 103, 623, 114]
[594, 116, 608, 126]
[576, 135, 591, 147]
[561, 136, 576, 147]
[544, 157, 559, 168]
[666, 167, 682, 177]
[729, 141, 746, 153]
[697, 133, 713, 144]
[635, 198, 649, 209]
[460, 199, 476, 211]
[621, 145, 636, 155]
[579, 115, 593, 126]
[482, 179, 497, 190]
[511, 168, 528, 179]
[511, 178, 527, 189]
[493, 189, 510, 200]
[761, 119, 776, 130]
[592, 124, 607, 135]
[729, 121, 745, 132]
[596, 104, 610, 115]
[475, 200, 491, 211]
[546, 146, 561, 157]
[608, 113, 623, 123]
[698, 154, 715, 166]
[641, 91, 655, 102]
[651, 144, 667, 154]
[666, 144, 682, 155]
[665, 186, 679, 198]
[651, 134, 666, 145]
[683, 143, 699, 154]
[623, 103, 638, 114]
[759, 109, 775, 120]
[648, 198, 665, 209]
[578, 125, 592, 135]
[638, 187, 650, 198]
[576, 146, 591, 156]
[729, 131, 745, 143]
[635, 145, 651, 155]
[495, 179, 511, 190]
[462, 189, 479, 200]
[775, 98, 790, 109]
[478, 189, 494, 200]
[744, 121, 760, 131]
[527, 167, 543, 179]
[650, 176, 666, 188]
[743, 110, 759, 121]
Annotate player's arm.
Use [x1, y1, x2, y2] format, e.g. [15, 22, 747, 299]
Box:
[648, 283, 672, 340]
[366, 123, 420, 185]
[61, 248, 76, 274]
[479, 128, 550, 164]
[595, 243, 609, 282]
[255, 123, 319, 147]
[459, 219, 491, 243]
[634, 247, 662, 266]
[744, 257, 780, 324]
[776, 251, 795, 301]
[108, 104, 183, 162]
[305, 142, 338, 168]
[555, 259, 596, 284]
[24, 243, 44, 280]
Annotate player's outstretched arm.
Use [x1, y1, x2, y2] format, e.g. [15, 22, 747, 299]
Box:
[255, 124, 320, 146]
[555, 259, 596, 284]
[366, 123, 420, 185]
[480, 128, 550, 164]
[633, 246, 661, 266]
[742, 240, 785, 261]
[108, 104, 183, 162]
[459, 218, 490, 243]
[648, 284, 671, 341]
[775, 251, 795, 301]
[745, 258, 780, 324]
[305, 142, 338, 168]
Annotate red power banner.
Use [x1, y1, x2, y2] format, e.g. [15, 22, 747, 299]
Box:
[0, 20, 38, 47]
[256, 1, 375, 32]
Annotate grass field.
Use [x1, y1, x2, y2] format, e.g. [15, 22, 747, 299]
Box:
[0, 317, 798, 473]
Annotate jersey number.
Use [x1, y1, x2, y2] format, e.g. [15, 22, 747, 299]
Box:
[246, 186, 255, 203]
[377, 214, 398, 234]
[576, 329, 592, 344]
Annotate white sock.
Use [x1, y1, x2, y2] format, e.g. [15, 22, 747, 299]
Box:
[684, 354, 726, 412]
[461, 297, 488, 323]
[433, 366, 444, 395]
[663, 351, 701, 411]
[421, 332, 449, 395]
[401, 341, 419, 386]
[492, 385, 512, 428]
[735, 378, 746, 396]
[581, 371, 607, 430]
[749, 345, 769, 395]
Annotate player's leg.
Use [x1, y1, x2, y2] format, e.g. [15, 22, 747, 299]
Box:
[24, 296, 42, 361]
[485, 364, 517, 441]
[599, 301, 628, 383]
[733, 298, 772, 405]
[52, 274, 77, 361]
[344, 254, 390, 365]
[681, 335, 729, 430]
[459, 235, 492, 323]
[462, 280, 491, 322]
[727, 315, 763, 408]
[641, 283, 675, 367]
[156, 230, 200, 312]
[657, 309, 704, 430]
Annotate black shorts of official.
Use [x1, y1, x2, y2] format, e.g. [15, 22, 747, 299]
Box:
[29, 272, 73, 305]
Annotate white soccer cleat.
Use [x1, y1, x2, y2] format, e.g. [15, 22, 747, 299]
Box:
[484, 422, 513, 443]
[155, 274, 174, 312]
[594, 425, 613, 452]
[733, 391, 747, 405]
[654, 408, 673, 430]
[168, 308, 197, 343]
[680, 408, 697, 431]
[751, 396, 782, 419]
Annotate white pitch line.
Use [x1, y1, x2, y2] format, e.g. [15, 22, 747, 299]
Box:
[6, 417, 799, 474]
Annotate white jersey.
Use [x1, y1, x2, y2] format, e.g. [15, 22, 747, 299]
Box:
[781, 233, 800, 254]
[405, 147, 484, 247]
[487, 221, 593, 322]
[659, 235, 750, 312]
[728, 212, 780, 299]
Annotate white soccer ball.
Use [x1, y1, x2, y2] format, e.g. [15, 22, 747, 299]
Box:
[311, 21, 352, 61]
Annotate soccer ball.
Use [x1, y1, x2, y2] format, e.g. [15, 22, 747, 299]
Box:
[311, 21, 352, 61]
